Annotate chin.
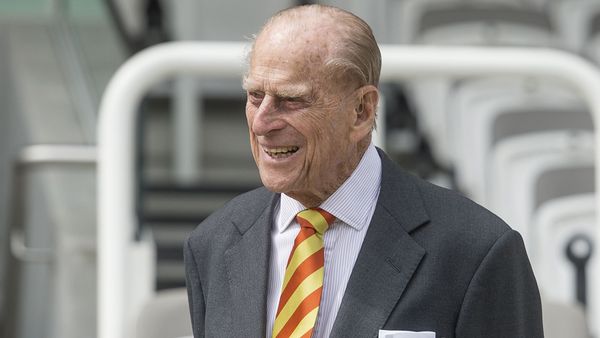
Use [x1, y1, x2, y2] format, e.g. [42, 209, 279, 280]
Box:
[259, 175, 292, 194]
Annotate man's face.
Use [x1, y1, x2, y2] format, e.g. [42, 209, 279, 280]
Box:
[243, 27, 361, 205]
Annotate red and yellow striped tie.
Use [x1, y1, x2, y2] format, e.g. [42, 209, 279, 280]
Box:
[272, 208, 335, 338]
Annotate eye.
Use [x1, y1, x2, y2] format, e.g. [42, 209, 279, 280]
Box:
[247, 91, 265, 104]
[280, 96, 308, 109]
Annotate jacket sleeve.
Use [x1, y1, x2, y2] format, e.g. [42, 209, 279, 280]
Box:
[184, 236, 206, 338]
[455, 229, 544, 338]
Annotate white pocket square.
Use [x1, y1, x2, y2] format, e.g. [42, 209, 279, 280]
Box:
[378, 330, 436, 338]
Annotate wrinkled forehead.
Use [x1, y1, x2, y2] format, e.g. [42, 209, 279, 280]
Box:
[246, 22, 339, 88]
[259, 20, 333, 54]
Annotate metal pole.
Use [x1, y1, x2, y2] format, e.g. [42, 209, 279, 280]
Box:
[172, 0, 203, 183]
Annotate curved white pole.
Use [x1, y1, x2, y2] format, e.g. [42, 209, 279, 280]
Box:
[97, 42, 246, 338]
[98, 41, 600, 338]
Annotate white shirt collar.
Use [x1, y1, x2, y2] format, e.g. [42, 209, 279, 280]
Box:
[277, 144, 382, 232]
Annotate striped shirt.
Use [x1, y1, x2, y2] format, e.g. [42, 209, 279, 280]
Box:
[266, 144, 382, 338]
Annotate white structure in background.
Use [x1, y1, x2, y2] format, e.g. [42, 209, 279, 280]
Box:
[167, 0, 295, 183]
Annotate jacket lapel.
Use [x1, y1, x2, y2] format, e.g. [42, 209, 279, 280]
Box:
[330, 151, 430, 337]
[224, 191, 277, 337]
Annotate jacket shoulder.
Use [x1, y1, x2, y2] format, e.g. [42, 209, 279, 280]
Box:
[384, 163, 515, 260]
[186, 187, 274, 246]
[414, 177, 511, 239]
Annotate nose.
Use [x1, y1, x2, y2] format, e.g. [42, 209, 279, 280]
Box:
[250, 95, 286, 136]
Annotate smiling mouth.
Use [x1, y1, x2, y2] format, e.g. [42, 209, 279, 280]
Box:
[263, 146, 299, 158]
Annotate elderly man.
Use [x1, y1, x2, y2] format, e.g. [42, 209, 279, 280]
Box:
[184, 4, 543, 338]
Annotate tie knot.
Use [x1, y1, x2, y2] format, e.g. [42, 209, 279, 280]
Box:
[296, 208, 335, 235]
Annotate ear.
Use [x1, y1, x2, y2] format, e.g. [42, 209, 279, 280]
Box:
[350, 85, 379, 142]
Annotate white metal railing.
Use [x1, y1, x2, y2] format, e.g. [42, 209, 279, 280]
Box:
[98, 41, 600, 338]
[4, 144, 96, 338]
[10, 144, 97, 262]
[97, 42, 246, 338]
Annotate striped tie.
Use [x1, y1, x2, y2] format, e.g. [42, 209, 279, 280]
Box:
[272, 208, 335, 338]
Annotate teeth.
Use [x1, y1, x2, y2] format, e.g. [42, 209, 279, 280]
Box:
[264, 146, 299, 157]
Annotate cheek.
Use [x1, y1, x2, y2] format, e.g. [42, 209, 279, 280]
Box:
[301, 109, 350, 144]
[245, 103, 254, 126]
[245, 107, 259, 138]
[245, 107, 260, 152]
[291, 112, 340, 168]
[288, 114, 325, 151]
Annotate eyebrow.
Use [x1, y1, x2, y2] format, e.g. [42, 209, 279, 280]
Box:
[243, 78, 312, 98]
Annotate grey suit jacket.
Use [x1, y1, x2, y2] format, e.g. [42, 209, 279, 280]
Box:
[184, 150, 543, 338]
